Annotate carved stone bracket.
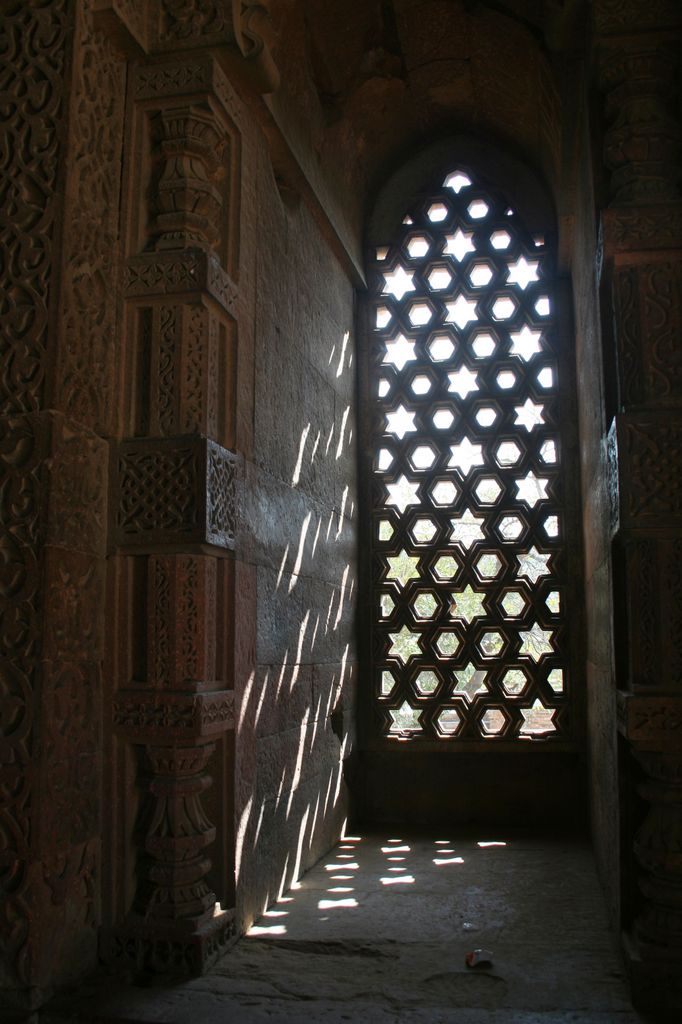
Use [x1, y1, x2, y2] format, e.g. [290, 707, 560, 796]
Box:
[111, 434, 237, 551]
[609, 412, 682, 532]
[231, 1, 279, 93]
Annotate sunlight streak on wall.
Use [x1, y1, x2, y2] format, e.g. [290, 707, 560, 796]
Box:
[288, 512, 312, 592]
[290, 804, 311, 890]
[292, 422, 311, 485]
[286, 707, 311, 817]
[235, 795, 253, 884]
[238, 671, 255, 733]
[336, 330, 350, 378]
[335, 405, 350, 459]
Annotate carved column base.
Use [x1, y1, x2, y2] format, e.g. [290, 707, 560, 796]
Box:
[618, 699, 682, 1012]
[101, 906, 236, 975]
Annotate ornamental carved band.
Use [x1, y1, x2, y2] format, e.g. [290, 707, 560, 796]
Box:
[112, 435, 237, 550]
[125, 247, 238, 315]
[1, 0, 69, 417]
[113, 690, 234, 740]
[618, 694, 682, 745]
[601, 205, 682, 256]
[147, 554, 218, 687]
[612, 261, 682, 409]
[620, 539, 682, 689]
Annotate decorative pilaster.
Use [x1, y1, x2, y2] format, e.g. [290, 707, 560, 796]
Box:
[1, 0, 124, 1011]
[102, 47, 245, 976]
[596, 0, 682, 1010]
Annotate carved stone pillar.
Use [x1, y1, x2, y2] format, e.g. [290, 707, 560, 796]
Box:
[600, 44, 680, 204]
[596, 0, 682, 1011]
[99, 18, 248, 973]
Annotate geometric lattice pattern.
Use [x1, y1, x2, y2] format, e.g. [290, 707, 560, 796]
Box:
[115, 436, 237, 550]
[371, 169, 568, 740]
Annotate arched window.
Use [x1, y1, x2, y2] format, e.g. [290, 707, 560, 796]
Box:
[365, 163, 579, 744]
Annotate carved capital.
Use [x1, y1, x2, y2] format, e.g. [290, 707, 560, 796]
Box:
[111, 434, 237, 552]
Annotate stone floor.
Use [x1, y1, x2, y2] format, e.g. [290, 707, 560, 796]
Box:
[45, 830, 650, 1023]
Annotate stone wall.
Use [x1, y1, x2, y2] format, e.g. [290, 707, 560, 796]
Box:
[233, 133, 357, 930]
